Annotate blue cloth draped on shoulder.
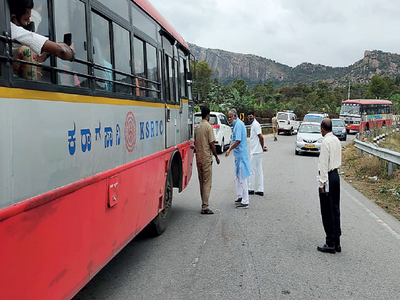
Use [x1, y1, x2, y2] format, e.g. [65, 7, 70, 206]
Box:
[232, 118, 251, 179]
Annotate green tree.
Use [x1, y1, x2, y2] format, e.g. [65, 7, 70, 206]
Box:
[369, 75, 389, 99]
[192, 61, 214, 104]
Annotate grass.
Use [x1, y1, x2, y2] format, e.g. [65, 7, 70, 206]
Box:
[341, 133, 400, 220]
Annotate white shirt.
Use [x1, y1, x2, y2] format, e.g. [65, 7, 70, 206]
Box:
[318, 132, 341, 188]
[250, 119, 263, 154]
[10, 22, 48, 54]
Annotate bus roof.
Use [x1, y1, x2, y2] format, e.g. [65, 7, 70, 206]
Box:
[135, 0, 189, 51]
[342, 99, 392, 105]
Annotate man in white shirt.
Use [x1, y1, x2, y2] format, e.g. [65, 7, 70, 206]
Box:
[247, 112, 268, 196]
[9, 0, 75, 79]
[317, 118, 342, 254]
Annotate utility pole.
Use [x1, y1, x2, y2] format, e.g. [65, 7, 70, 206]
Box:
[347, 77, 351, 100]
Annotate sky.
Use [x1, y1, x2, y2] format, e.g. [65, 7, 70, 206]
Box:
[149, 0, 400, 68]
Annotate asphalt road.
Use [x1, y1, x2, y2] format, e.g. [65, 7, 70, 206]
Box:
[74, 132, 400, 300]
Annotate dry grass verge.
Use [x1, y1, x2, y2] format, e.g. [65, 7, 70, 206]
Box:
[341, 135, 400, 220]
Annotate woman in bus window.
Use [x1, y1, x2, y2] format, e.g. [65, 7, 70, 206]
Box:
[9, 0, 75, 80]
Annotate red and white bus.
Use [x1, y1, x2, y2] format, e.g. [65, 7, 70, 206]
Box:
[339, 99, 393, 132]
[0, 0, 194, 298]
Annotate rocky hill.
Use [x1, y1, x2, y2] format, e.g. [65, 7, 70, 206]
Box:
[188, 43, 400, 87]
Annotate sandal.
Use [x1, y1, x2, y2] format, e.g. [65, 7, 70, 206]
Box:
[201, 208, 214, 214]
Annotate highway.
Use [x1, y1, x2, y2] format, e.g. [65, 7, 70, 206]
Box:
[74, 132, 400, 300]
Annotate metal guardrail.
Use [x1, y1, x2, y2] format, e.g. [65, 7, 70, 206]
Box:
[354, 120, 400, 175]
[245, 123, 272, 130]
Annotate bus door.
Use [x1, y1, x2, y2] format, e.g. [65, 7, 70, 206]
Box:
[162, 37, 180, 148]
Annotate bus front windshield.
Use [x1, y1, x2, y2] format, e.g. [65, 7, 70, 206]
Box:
[340, 103, 361, 116]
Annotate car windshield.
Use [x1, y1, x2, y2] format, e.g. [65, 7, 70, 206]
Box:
[194, 114, 218, 125]
[332, 119, 345, 127]
[304, 115, 323, 123]
[299, 124, 321, 134]
[277, 114, 288, 120]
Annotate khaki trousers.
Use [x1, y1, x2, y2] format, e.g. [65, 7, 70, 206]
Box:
[273, 126, 278, 139]
[197, 162, 213, 210]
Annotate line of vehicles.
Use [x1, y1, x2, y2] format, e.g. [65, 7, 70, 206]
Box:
[194, 98, 394, 158]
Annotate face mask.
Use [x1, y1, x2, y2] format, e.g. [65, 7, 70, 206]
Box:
[22, 21, 35, 32]
[248, 117, 254, 125]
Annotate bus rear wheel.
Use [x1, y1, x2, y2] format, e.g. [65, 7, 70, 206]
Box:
[150, 170, 173, 236]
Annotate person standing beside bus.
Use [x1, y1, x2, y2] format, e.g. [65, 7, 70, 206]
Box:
[317, 118, 342, 254]
[194, 106, 220, 215]
[9, 0, 75, 79]
[247, 112, 268, 196]
[225, 108, 251, 209]
[272, 113, 278, 141]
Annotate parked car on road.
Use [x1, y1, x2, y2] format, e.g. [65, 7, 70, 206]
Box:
[194, 111, 232, 154]
[295, 122, 323, 155]
[332, 118, 347, 141]
[277, 111, 300, 135]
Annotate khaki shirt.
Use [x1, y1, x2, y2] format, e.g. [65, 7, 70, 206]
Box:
[194, 119, 216, 164]
[272, 117, 278, 127]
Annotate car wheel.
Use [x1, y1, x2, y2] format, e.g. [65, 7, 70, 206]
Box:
[295, 149, 299, 155]
[343, 135, 347, 141]
[289, 127, 293, 135]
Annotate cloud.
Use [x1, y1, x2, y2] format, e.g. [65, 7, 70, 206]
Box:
[149, 0, 400, 67]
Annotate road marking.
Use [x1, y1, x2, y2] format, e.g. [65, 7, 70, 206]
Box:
[343, 188, 400, 241]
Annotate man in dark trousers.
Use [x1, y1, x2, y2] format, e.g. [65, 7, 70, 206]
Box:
[317, 118, 342, 253]
[194, 107, 220, 214]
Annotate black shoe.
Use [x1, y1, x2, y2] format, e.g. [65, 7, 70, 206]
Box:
[201, 208, 214, 215]
[235, 197, 242, 203]
[317, 244, 335, 253]
[255, 191, 264, 196]
[335, 245, 341, 253]
[236, 203, 249, 209]
[248, 190, 254, 195]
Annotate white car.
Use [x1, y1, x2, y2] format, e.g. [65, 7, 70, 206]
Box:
[303, 111, 329, 123]
[194, 111, 232, 154]
[295, 122, 323, 155]
[277, 111, 300, 135]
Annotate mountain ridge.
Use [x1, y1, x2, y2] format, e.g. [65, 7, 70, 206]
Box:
[188, 43, 400, 87]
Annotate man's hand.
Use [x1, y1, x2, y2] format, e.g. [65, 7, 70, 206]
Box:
[263, 145, 268, 152]
[319, 187, 325, 193]
[225, 149, 230, 157]
[216, 157, 220, 164]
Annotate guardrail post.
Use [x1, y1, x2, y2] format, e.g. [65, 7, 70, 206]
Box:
[359, 149, 363, 157]
[388, 162, 393, 176]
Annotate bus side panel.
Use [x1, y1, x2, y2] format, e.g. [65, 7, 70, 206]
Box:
[0, 147, 185, 300]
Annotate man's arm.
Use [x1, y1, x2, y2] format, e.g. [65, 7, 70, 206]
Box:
[225, 140, 240, 157]
[209, 141, 220, 164]
[257, 133, 268, 152]
[318, 142, 329, 192]
[42, 41, 75, 61]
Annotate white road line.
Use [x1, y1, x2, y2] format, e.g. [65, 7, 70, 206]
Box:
[343, 187, 400, 241]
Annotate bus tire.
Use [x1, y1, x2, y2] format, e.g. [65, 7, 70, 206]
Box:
[346, 129, 350, 134]
[150, 169, 173, 236]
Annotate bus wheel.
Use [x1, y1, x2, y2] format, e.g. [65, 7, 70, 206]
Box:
[150, 170, 173, 236]
[346, 129, 350, 134]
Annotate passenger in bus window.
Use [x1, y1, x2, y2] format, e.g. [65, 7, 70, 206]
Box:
[9, 0, 75, 80]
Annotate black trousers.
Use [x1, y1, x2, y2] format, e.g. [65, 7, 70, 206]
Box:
[319, 170, 341, 247]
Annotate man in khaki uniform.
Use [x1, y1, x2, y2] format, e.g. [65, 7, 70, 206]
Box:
[272, 113, 278, 141]
[194, 106, 220, 214]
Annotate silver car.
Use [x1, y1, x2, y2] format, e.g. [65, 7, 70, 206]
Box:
[295, 122, 323, 155]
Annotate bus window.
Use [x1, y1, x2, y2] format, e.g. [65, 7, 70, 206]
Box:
[165, 55, 174, 102]
[131, 4, 157, 40]
[174, 59, 179, 103]
[113, 23, 132, 94]
[97, 0, 129, 21]
[134, 37, 146, 96]
[54, 0, 87, 87]
[146, 43, 158, 99]
[179, 56, 187, 97]
[92, 13, 113, 92]
[13, 0, 51, 82]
